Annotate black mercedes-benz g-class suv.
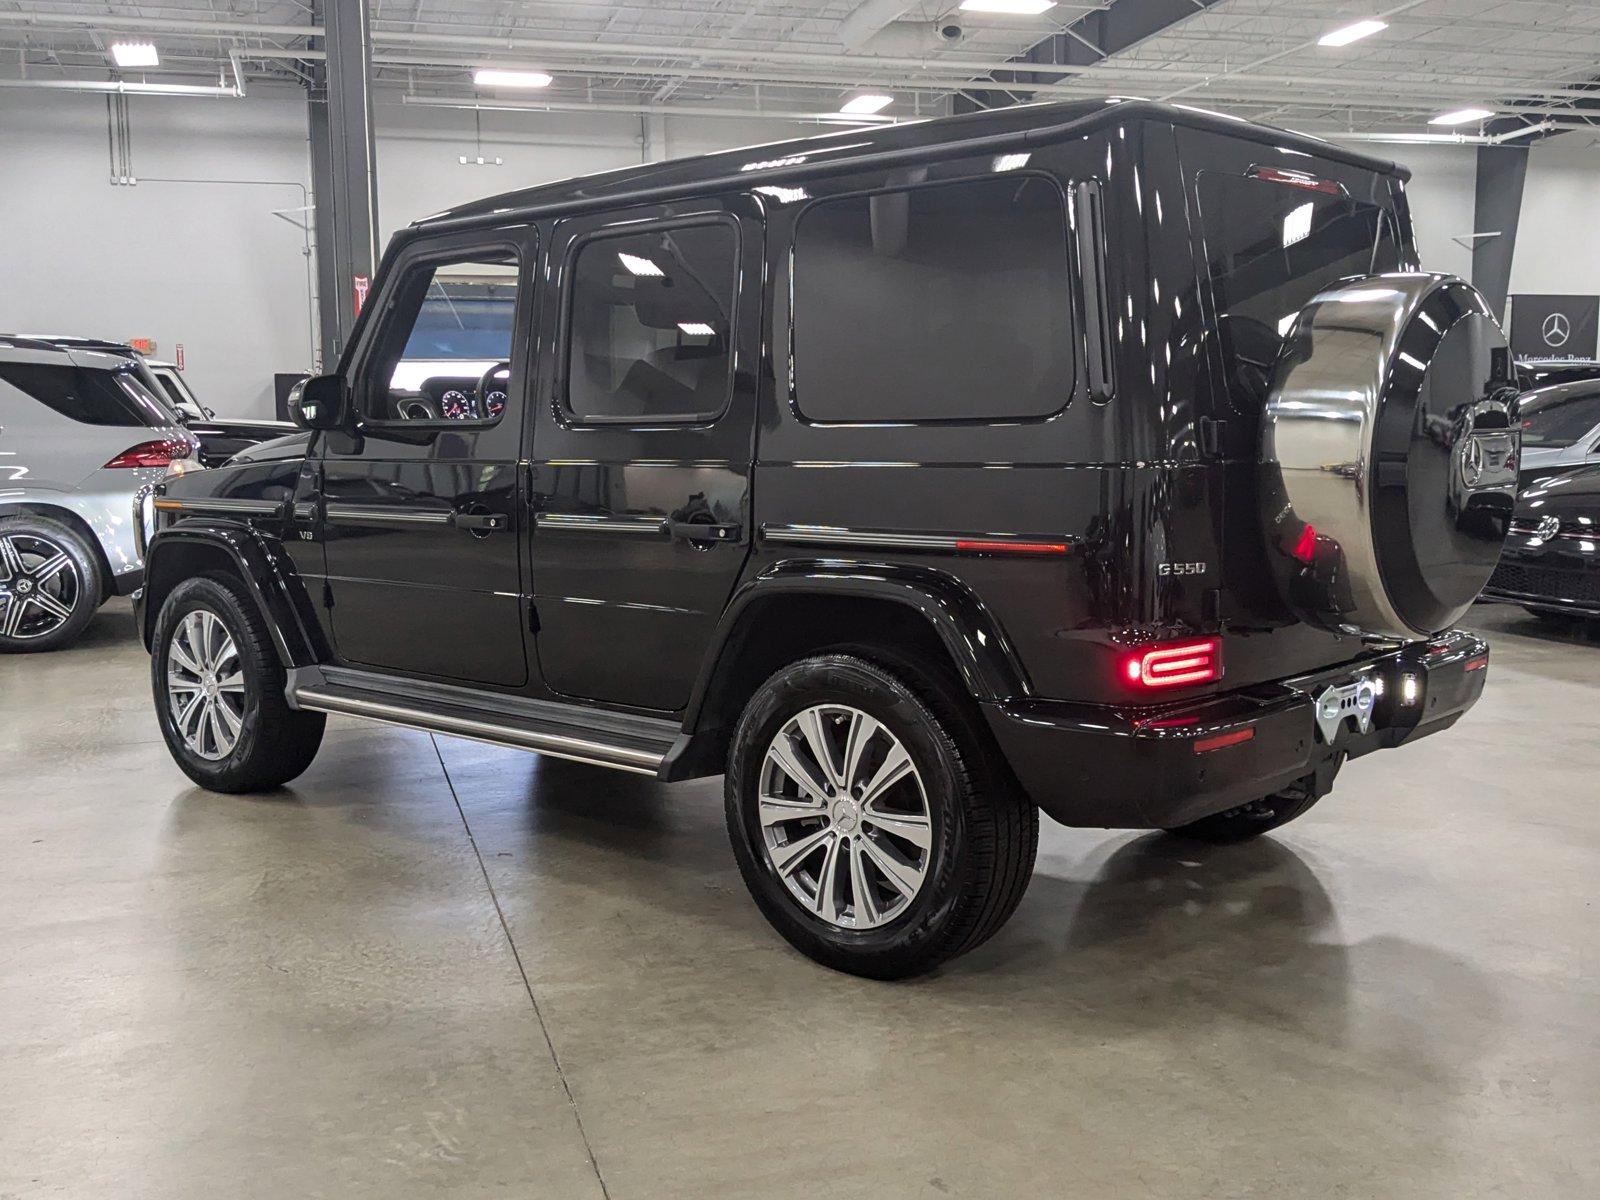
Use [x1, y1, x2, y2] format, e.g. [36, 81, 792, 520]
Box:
[137, 100, 1519, 978]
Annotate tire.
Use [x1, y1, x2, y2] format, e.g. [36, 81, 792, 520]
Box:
[1166, 782, 1322, 844]
[725, 653, 1038, 980]
[151, 573, 325, 792]
[0, 515, 103, 653]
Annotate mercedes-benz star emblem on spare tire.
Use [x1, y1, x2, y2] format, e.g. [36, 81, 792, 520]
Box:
[1542, 311, 1571, 348]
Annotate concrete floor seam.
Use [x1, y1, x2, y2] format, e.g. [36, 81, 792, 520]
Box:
[428, 732, 615, 1200]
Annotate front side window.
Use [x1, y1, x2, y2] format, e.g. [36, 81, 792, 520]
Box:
[364, 251, 520, 424]
[565, 222, 738, 423]
[0, 361, 173, 427]
[792, 174, 1075, 423]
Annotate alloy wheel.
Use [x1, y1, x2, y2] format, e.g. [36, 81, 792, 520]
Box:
[0, 533, 82, 640]
[166, 610, 246, 761]
[757, 704, 932, 930]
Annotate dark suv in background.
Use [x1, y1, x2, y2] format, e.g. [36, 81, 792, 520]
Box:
[137, 100, 1517, 977]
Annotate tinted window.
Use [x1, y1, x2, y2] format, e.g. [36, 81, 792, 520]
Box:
[792, 175, 1073, 423]
[363, 253, 520, 424]
[1519, 388, 1600, 448]
[1199, 172, 1401, 412]
[0, 362, 172, 427]
[566, 222, 737, 423]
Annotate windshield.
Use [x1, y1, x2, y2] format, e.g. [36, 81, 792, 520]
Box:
[1520, 389, 1600, 449]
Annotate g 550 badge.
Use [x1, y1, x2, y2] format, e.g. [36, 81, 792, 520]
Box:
[1158, 562, 1207, 577]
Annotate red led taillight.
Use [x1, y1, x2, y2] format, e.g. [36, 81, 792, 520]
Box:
[104, 439, 192, 469]
[1123, 637, 1223, 690]
[1290, 524, 1318, 564]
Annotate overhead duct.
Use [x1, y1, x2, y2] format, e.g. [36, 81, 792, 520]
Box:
[837, 0, 919, 49]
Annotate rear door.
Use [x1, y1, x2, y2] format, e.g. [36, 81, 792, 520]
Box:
[528, 196, 760, 711]
[1177, 128, 1413, 679]
[320, 228, 534, 686]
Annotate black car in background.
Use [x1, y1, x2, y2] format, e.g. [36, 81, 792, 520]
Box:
[1485, 464, 1600, 622]
[1516, 358, 1600, 390]
[9, 335, 293, 467]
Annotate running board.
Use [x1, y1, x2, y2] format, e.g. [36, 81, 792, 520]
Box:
[286, 666, 678, 776]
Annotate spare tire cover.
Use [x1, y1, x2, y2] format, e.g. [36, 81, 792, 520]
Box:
[1261, 273, 1519, 640]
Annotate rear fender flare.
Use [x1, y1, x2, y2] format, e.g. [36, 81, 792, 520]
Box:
[683, 557, 1030, 730]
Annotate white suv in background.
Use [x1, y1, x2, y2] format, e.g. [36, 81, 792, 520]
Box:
[0, 336, 198, 651]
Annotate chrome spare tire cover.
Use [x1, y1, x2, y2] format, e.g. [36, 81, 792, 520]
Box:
[1262, 273, 1519, 640]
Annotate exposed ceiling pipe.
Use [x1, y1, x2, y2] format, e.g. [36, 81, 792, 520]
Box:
[399, 94, 900, 125]
[0, 49, 245, 98]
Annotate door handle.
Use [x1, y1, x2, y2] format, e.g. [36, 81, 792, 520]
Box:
[667, 518, 741, 544]
[452, 511, 507, 533]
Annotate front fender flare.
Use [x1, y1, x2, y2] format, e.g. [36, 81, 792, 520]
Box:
[140, 522, 324, 668]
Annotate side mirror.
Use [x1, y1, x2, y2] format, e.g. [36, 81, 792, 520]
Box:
[288, 374, 348, 431]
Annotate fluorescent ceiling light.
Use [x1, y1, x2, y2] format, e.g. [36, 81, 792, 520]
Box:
[1282, 201, 1314, 248]
[959, 0, 1056, 13]
[839, 94, 893, 115]
[1430, 107, 1495, 125]
[1318, 19, 1387, 47]
[677, 322, 716, 337]
[617, 252, 663, 277]
[473, 68, 552, 89]
[110, 42, 159, 68]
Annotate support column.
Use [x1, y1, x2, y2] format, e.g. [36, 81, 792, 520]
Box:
[1471, 145, 1528, 324]
[308, 0, 378, 368]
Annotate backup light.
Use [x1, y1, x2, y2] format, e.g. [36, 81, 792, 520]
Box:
[1318, 20, 1387, 48]
[1123, 637, 1223, 690]
[110, 42, 159, 69]
[473, 68, 553, 89]
[1430, 107, 1495, 126]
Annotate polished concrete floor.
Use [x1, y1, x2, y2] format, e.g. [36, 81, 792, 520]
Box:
[2, 600, 1596, 1199]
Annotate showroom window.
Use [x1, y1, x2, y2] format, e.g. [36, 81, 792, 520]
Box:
[791, 174, 1075, 424]
[0, 361, 174, 427]
[564, 221, 739, 424]
[361, 250, 521, 425]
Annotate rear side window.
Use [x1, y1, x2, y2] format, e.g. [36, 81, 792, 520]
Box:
[1197, 171, 1403, 411]
[792, 174, 1074, 423]
[566, 222, 738, 423]
[0, 362, 172, 427]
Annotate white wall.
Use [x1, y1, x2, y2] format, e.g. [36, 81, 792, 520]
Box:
[0, 87, 316, 419]
[0, 89, 817, 418]
[1383, 143, 1479, 280]
[1508, 137, 1600, 296]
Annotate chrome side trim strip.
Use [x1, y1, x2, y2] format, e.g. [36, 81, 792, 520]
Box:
[324, 505, 451, 525]
[760, 524, 1074, 554]
[535, 512, 667, 536]
[291, 686, 665, 776]
[154, 496, 283, 517]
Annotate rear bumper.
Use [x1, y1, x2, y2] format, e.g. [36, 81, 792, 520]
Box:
[983, 630, 1489, 829]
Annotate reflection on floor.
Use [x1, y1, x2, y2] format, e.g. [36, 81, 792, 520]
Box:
[2, 599, 1596, 1198]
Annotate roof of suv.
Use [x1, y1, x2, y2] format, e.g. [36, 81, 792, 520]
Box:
[417, 98, 1407, 232]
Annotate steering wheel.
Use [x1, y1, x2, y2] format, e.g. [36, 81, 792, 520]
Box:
[475, 361, 512, 421]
